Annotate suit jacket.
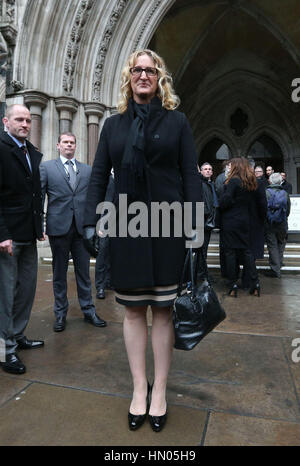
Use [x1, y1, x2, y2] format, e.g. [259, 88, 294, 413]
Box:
[40, 157, 92, 236]
[0, 131, 43, 242]
[281, 180, 292, 195]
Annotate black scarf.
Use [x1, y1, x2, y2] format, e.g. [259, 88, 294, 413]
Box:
[120, 100, 150, 200]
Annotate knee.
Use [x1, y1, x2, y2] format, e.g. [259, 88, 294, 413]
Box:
[125, 306, 147, 322]
[152, 306, 173, 324]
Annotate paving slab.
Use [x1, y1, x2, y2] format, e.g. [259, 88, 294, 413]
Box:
[204, 411, 300, 446]
[0, 375, 30, 406]
[0, 383, 207, 446]
[1, 264, 300, 446]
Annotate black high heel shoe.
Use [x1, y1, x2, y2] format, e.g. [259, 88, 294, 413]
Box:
[149, 407, 168, 432]
[128, 382, 151, 431]
[249, 283, 260, 297]
[228, 284, 238, 298]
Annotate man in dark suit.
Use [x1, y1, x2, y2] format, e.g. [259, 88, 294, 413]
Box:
[198, 162, 218, 279]
[0, 104, 45, 375]
[95, 173, 115, 299]
[280, 172, 293, 194]
[40, 132, 106, 332]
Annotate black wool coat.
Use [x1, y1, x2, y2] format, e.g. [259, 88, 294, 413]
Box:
[219, 177, 266, 250]
[0, 131, 43, 242]
[249, 178, 267, 259]
[84, 97, 202, 289]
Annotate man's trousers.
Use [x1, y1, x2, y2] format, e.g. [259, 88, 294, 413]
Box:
[0, 241, 38, 355]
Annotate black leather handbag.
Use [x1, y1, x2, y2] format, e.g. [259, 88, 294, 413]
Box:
[173, 248, 226, 351]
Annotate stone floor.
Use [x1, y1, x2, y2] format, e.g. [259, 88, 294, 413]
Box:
[0, 264, 300, 446]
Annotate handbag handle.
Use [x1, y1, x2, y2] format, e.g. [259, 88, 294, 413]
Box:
[177, 247, 210, 298]
[177, 248, 196, 298]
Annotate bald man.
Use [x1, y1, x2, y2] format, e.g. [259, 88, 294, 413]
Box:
[0, 104, 45, 375]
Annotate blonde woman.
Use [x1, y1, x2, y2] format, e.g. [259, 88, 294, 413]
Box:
[84, 50, 202, 432]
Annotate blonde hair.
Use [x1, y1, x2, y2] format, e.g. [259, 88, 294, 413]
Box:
[117, 49, 180, 113]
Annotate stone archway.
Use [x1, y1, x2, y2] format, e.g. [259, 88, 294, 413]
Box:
[7, 0, 176, 162]
[5, 0, 300, 192]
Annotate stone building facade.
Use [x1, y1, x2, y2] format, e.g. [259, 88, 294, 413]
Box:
[1, 0, 300, 191]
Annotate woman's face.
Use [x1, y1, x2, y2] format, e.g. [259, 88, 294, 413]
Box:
[130, 54, 158, 104]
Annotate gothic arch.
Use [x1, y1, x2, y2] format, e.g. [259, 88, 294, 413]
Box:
[245, 126, 290, 163]
[197, 128, 237, 159]
[175, 0, 300, 88]
[97, 0, 176, 105]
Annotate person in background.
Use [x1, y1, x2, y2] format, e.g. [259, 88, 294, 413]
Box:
[242, 163, 268, 288]
[40, 132, 107, 332]
[0, 104, 45, 375]
[264, 173, 291, 278]
[95, 172, 115, 299]
[280, 172, 292, 194]
[219, 157, 265, 298]
[215, 160, 231, 278]
[254, 165, 269, 188]
[266, 165, 274, 181]
[198, 162, 218, 279]
[215, 160, 231, 199]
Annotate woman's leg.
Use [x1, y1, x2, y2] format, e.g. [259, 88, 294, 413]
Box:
[225, 248, 239, 287]
[149, 306, 174, 416]
[243, 249, 259, 285]
[123, 305, 148, 415]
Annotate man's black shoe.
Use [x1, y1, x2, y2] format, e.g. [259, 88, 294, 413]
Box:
[1, 353, 26, 374]
[264, 270, 280, 278]
[53, 316, 66, 332]
[96, 288, 105, 299]
[84, 313, 107, 327]
[17, 336, 44, 350]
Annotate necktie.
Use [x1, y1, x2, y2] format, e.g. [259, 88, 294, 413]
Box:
[66, 160, 76, 190]
[21, 145, 32, 172]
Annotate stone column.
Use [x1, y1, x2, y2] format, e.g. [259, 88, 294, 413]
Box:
[55, 97, 78, 134]
[24, 91, 48, 150]
[0, 32, 7, 123]
[84, 102, 105, 165]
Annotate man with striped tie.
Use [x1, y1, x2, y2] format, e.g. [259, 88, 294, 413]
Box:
[0, 104, 45, 375]
[40, 132, 106, 332]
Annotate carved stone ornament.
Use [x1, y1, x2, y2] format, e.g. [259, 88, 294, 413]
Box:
[10, 79, 24, 92]
[63, 0, 95, 95]
[92, 0, 128, 101]
[133, 0, 162, 50]
[0, 31, 7, 75]
[0, 0, 16, 23]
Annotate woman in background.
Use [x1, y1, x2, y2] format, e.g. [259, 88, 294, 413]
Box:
[219, 157, 263, 297]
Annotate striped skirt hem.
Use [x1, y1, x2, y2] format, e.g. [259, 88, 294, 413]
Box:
[115, 284, 186, 307]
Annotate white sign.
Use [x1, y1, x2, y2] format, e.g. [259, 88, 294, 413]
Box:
[0, 338, 5, 362]
[288, 195, 300, 232]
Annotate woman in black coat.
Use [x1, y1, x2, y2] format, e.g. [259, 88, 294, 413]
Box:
[219, 157, 261, 297]
[84, 49, 202, 432]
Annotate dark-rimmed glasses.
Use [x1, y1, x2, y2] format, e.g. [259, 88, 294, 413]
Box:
[130, 66, 158, 77]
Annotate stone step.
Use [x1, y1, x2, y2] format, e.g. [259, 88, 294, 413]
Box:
[40, 242, 300, 272]
[206, 243, 300, 272]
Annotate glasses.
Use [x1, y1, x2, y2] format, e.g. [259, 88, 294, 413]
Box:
[130, 66, 158, 77]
